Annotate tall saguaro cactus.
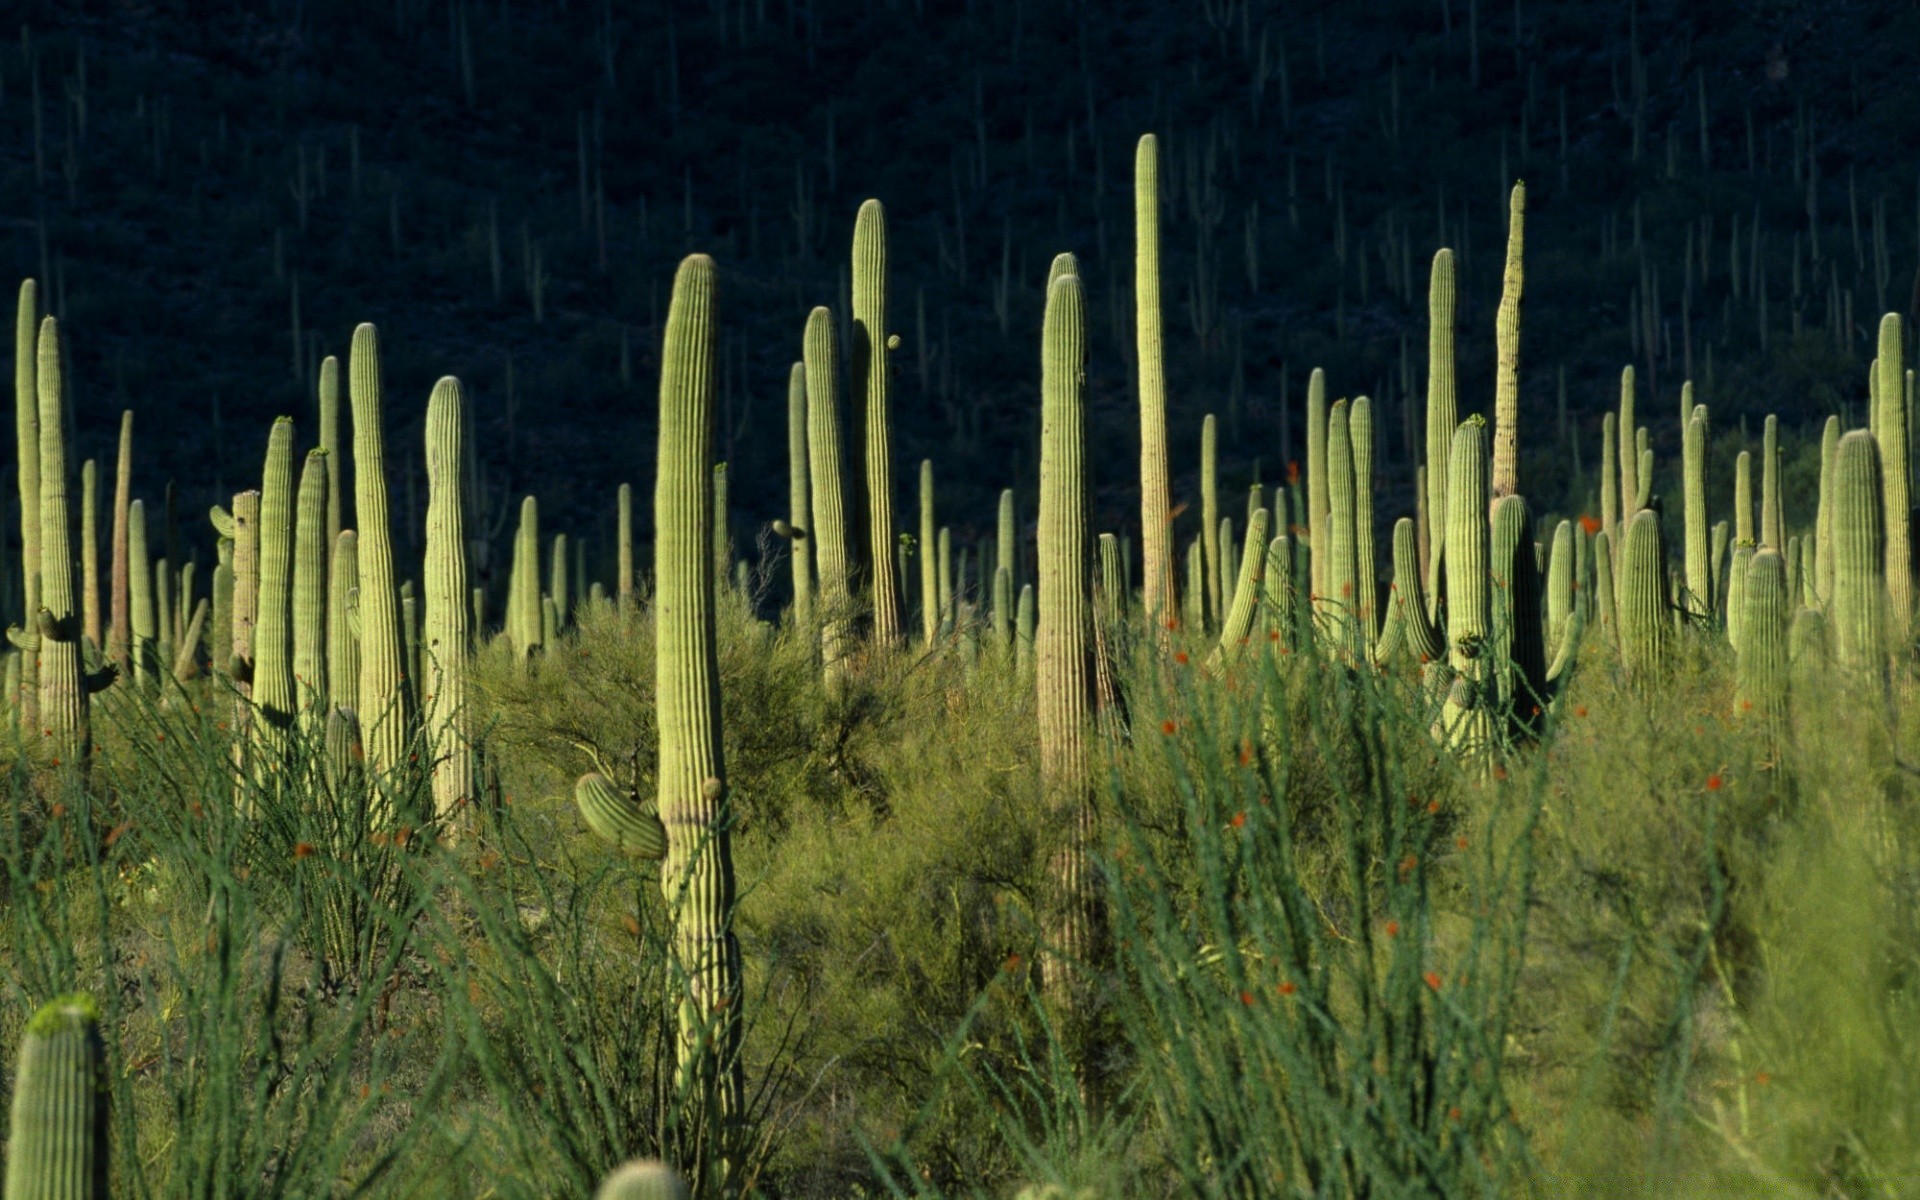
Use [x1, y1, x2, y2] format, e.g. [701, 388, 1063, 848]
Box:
[1442, 417, 1491, 752]
[35, 318, 88, 765]
[292, 450, 330, 716]
[653, 254, 744, 1159]
[252, 418, 298, 760]
[918, 459, 937, 646]
[15, 280, 40, 732]
[107, 410, 133, 676]
[852, 199, 902, 647]
[349, 324, 410, 782]
[1134, 134, 1175, 631]
[424, 378, 474, 827]
[1424, 249, 1457, 606]
[804, 307, 853, 685]
[1832, 430, 1888, 694]
[4, 994, 109, 1200]
[1036, 270, 1100, 1012]
[785, 363, 811, 629]
[1875, 314, 1911, 658]
[1490, 182, 1525, 502]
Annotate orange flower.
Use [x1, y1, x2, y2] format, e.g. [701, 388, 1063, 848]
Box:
[1424, 971, 1443, 992]
[1239, 990, 1255, 1006]
[1579, 514, 1602, 536]
[1238, 739, 1253, 766]
[1269, 629, 1280, 641]
[1003, 953, 1022, 973]
[1286, 460, 1301, 485]
[1447, 1105, 1463, 1122]
[1231, 812, 1246, 829]
[1754, 1070, 1771, 1086]
[293, 842, 316, 859]
[1161, 719, 1177, 735]
[1397, 854, 1418, 879]
[622, 914, 642, 936]
[1705, 774, 1723, 791]
[1574, 705, 1588, 717]
[1384, 920, 1400, 938]
[1426, 800, 1440, 814]
[1277, 980, 1297, 996]
[1174, 651, 1190, 665]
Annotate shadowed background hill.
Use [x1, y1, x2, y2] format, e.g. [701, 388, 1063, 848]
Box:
[3, 0, 1914, 594]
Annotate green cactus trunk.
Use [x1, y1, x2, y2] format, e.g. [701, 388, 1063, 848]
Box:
[292, 450, 330, 716]
[1876, 314, 1911, 659]
[107, 411, 132, 679]
[1135, 134, 1175, 632]
[1306, 367, 1330, 605]
[35, 318, 88, 766]
[1546, 520, 1573, 652]
[1351, 395, 1379, 660]
[15, 281, 40, 734]
[919, 459, 938, 646]
[594, 1160, 690, 1200]
[509, 496, 541, 658]
[551, 532, 571, 631]
[1491, 494, 1546, 728]
[1734, 449, 1754, 544]
[853, 200, 902, 648]
[1832, 430, 1889, 694]
[319, 354, 344, 577]
[1209, 507, 1271, 668]
[1761, 413, 1783, 550]
[4, 994, 108, 1200]
[1736, 548, 1789, 725]
[1016, 582, 1035, 674]
[79, 458, 99, 658]
[1816, 416, 1840, 606]
[1617, 368, 1639, 530]
[1322, 399, 1359, 659]
[128, 501, 157, 685]
[1201, 412, 1221, 629]
[328, 530, 360, 722]
[252, 417, 298, 764]
[1727, 541, 1755, 656]
[1490, 183, 1525, 502]
[348, 324, 410, 782]
[1037, 269, 1101, 1028]
[653, 254, 744, 1164]
[1425, 250, 1457, 615]
[785, 364, 811, 629]
[1441, 417, 1491, 752]
[804, 306, 854, 686]
[1390, 517, 1444, 667]
[618, 482, 636, 612]
[424, 377, 474, 829]
[1618, 509, 1671, 681]
[1682, 406, 1712, 620]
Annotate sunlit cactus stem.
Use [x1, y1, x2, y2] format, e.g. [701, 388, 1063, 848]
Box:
[785, 364, 811, 629]
[1441, 417, 1491, 754]
[1617, 509, 1671, 682]
[594, 1160, 690, 1200]
[919, 459, 938, 646]
[1489, 182, 1525, 502]
[852, 199, 902, 647]
[804, 306, 854, 687]
[15, 280, 41, 733]
[1135, 134, 1175, 633]
[128, 501, 157, 685]
[252, 417, 298, 767]
[1875, 314, 1911, 660]
[653, 255, 744, 1168]
[292, 450, 330, 718]
[35, 317, 90, 766]
[1832, 430, 1889, 699]
[1201, 412, 1221, 628]
[1424, 250, 1457, 613]
[423, 379, 474, 831]
[1682, 406, 1712, 621]
[1736, 548, 1789, 726]
[328, 531, 360, 720]
[348, 323, 410, 786]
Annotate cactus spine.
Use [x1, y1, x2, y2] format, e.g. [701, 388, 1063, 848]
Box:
[1037, 270, 1099, 1011]
[852, 199, 902, 647]
[804, 307, 853, 685]
[292, 450, 329, 712]
[1134, 134, 1175, 630]
[348, 324, 409, 780]
[424, 378, 474, 827]
[653, 254, 744, 1153]
[35, 318, 87, 764]
[785, 364, 810, 628]
[1490, 182, 1525, 502]
[4, 994, 108, 1200]
[1425, 250, 1457, 610]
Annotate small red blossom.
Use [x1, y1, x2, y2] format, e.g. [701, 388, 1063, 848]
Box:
[1240, 990, 1255, 1006]
[1456, 836, 1469, 850]
[1424, 971, 1443, 992]
[1231, 812, 1247, 829]
[1706, 774, 1724, 791]
[1160, 719, 1178, 735]
[1286, 460, 1301, 485]
[1447, 1105, 1463, 1122]
[1277, 980, 1297, 996]
[1003, 953, 1022, 973]
[1174, 651, 1190, 665]
[1574, 705, 1589, 717]
[1579, 514, 1602, 536]
[293, 842, 316, 860]
[1384, 920, 1400, 938]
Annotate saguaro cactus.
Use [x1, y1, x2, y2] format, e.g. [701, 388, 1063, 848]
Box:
[1306, 367, 1330, 602]
[35, 318, 90, 765]
[4, 994, 108, 1200]
[1135, 134, 1175, 630]
[595, 1160, 690, 1200]
[654, 254, 744, 1154]
[785, 364, 811, 628]
[1875, 314, 1911, 657]
[1617, 509, 1671, 681]
[804, 307, 854, 685]
[919, 459, 937, 646]
[319, 355, 345, 571]
[852, 199, 902, 647]
[15, 280, 40, 732]
[128, 501, 157, 684]
[328, 530, 360, 718]
[1736, 548, 1789, 723]
[1037, 270, 1100, 1012]
[1201, 413, 1221, 627]
[1350, 395, 1378, 659]
[509, 497, 541, 658]
[424, 378, 474, 827]
[1832, 430, 1888, 692]
[1441, 417, 1491, 752]
[252, 418, 298, 759]
[1490, 182, 1525, 502]
[292, 450, 330, 714]
[349, 324, 410, 781]
[79, 459, 99, 657]
[1682, 405, 1712, 620]
[1424, 249, 1458, 608]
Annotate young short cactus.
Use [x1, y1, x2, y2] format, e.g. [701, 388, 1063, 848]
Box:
[128, 501, 157, 684]
[919, 459, 938, 646]
[4, 994, 109, 1200]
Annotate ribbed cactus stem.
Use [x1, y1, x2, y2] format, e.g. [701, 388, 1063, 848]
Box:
[230, 492, 261, 692]
[348, 323, 409, 780]
[328, 531, 360, 718]
[804, 307, 853, 685]
[1490, 182, 1525, 501]
[1491, 494, 1546, 724]
[998, 488, 1017, 589]
[4, 994, 108, 1200]
[938, 527, 954, 634]
[1098, 533, 1122, 630]
[1600, 411, 1620, 576]
[852, 199, 901, 647]
[1015, 582, 1035, 673]
[128, 501, 156, 685]
[253, 417, 298, 755]
[318, 355, 344, 573]
[1201, 412, 1221, 628]
[1816, 416, 1839, 606]
[1425, 249, 1457, 612]
[1210, 507, 1271, 667]
[1350, 395, 1378, 659]
[711, 465, 729, 586]
[1761, 413, 1782, 550]
[1736, 548, 1788, 722]
[1617, 367, 1639, 522]
[617, 481, 636, 612]
[15, 280, 40, 732]
[1322, 399, 1359, 658]
[1832, 430, 1888, 692]
[1618, 509, 1671, 680]
[1682, 406, 1711, 620]
[1390, 518, 1443, 665]
[919, 459, 937, 646]
[424, 378, 473, 828]
[509, 497, 540, 657]
[995, 565, 1015, 650]
[785, 364, 810, 628]
[653, 254, 743, 1144]
[1442, 417, 1491, 751]
[1306, 367, 1330, 604]
[1037, 270, 1099, 1007]
[79, 459, 99, 657]
[155, 558, 174, 672]
[292, 450, 329, 713]
[550, 532, 571, 630]
[35, 317, 86, 764]
[1734, 449, 1754, 544]
[1264, 534, 1299, 656]
[1876, 314, 1911, 656]
[1546, 520, 1573, 652]
[1135, 134, 1175, 631]
[1727, 541, 1755, 656]
[107, 412, 133, 680]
